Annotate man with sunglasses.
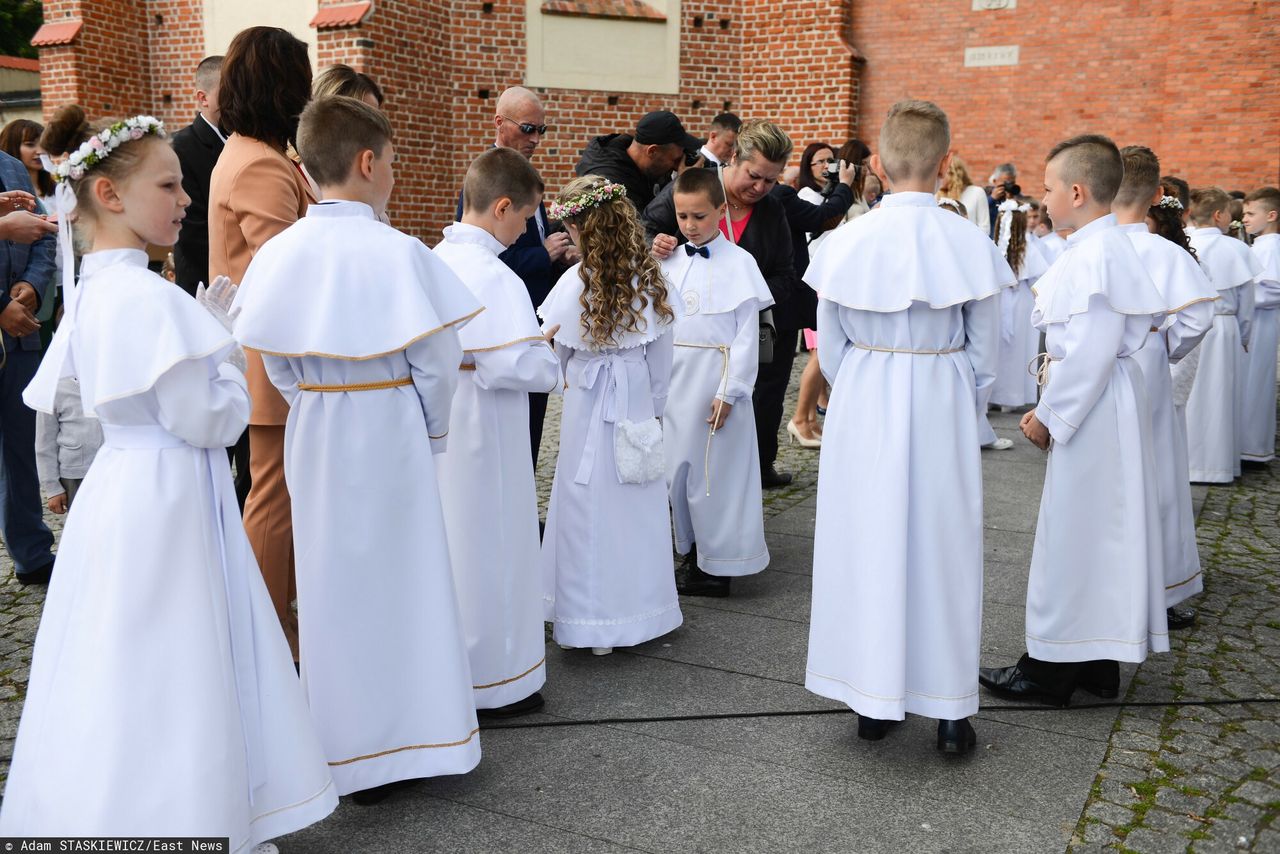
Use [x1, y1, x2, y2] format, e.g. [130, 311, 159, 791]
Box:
[455, 87, 575, 470]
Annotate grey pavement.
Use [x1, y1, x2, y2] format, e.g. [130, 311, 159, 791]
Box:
[0, 359, 1276, 853]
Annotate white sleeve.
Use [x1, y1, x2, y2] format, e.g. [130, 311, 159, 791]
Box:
[720, 302, 761, 403]
[646, 329, 675, 417]
[1236, 283, 1255, 349]
[964, 294, 1001, 427]
[1166, 298, 1214, 363]
[155, 360, 252, 449]
[817, 298, 853, 387]
[262, 355, 301, 409]
[35, 409, 61, 495]
[1033, 296, 1127, 445]
[407, 328, 463, 453]
[471, 341, 561, 394]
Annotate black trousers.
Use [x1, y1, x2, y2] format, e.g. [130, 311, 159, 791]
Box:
[0, 348, 54, 575]
[529, 391, 549, 470]
[753, 329, 799, 471]
[1018, 654, 1119, 701]
[227, 428, 251, 511]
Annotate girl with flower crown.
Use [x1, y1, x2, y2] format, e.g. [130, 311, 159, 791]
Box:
[0, 109, 335, 848]
[989, 199, 1052, 414]
[538, 175, 682, 655]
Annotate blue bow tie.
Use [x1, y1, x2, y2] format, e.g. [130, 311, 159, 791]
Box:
[684, 243, 710, 259]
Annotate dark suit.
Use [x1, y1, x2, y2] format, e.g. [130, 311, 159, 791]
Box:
[0, 151, 55, 576]
[643, 183, 799, 470]
[455, 190, 562, 466]
[171, 114, 225, 297]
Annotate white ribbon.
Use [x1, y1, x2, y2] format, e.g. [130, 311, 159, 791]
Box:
[996, 199, 1032, 257]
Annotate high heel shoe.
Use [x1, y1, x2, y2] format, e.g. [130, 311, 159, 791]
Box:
[786, 421, 822, 449]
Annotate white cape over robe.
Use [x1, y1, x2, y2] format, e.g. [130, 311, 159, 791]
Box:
[803, 192, 1009, 720]
[1120, 224, 1217, 607]
[3, 250, 337, 845]
[235, 201, 484, 794]
[538, 265, 682, 648]
[1184, 228, 1259, 481]
[1028, 215, 1169, 663]
[433, 223, 561, 708]
[1241, 233, 1280, 462]
[991, 239, 1050, 407]
[660, 235, 774, 576]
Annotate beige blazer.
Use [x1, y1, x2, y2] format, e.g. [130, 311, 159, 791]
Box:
[208, 134, 315, 426]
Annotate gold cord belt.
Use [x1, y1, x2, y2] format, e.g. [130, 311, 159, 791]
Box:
[1029, 353, 1062, 388]
[297, 376, 413, 392]
[676, 342, 730, 496]
[1214, 311, 1237, 316]
[852, 342, 965, 355]
[459, 363, 476, 372]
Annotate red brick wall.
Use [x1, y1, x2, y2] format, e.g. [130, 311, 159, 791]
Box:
[38, 0, 151, 122]
[851, 0, 1280, 191]
[146, 0, 209, 129]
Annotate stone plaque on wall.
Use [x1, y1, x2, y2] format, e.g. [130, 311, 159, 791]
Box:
[972, 0, 1016, 9]
[963, 45, 1020, 67]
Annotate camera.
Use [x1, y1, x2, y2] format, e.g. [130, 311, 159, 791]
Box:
[684, 148, 703, 168]
[821, 160, 846, 197]
[999, 180, 1021, 198]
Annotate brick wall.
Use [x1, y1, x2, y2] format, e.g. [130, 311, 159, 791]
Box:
[851, 0, 1280, 191]
[38, 0, 150, 122]
[146, 0, 209, 129]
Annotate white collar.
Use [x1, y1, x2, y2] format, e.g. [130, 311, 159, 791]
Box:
[1115, 222, 1149, 234]
[442, 221, 508, 256]
[200, 113, 227, 144]
[699, 145, 720, 166]
[308, 199, 378, 220]
[1066, 213, 1118, 246]
[877, 191, 937, 208]
[1190, 226, 1225, 237]
[80, 248, 148, 276]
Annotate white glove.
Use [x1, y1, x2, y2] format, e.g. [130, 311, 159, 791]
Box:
[196, 276, 247, 372]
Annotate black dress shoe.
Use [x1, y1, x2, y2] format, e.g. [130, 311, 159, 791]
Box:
[978, 664, 1071, 707]
[1076, 678, 1118, 700]
[478, 691, 545, 719]
[1166, 606, 1197, 631]
[937, 718, 977, 755]
[857, 715, 898, 741]
[351, 778, 416, 805]
[15, 559, 54, 586]
[676, 562, 731, 598]
[761, 466, 793, 489]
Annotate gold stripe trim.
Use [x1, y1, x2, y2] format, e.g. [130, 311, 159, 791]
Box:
[853, 342, 964, 355]
[298, 376, 413, 392]
[429, 429, 448, 440]
[474, 656, 546, 690]
[327, 727, 481, 766]
[465, 335, 550, 354]
[459, 363, 476, 371]
[1165, 295, 1219, 315]
[1165, 570, 1203, 592]
[246, 307, 484, 362]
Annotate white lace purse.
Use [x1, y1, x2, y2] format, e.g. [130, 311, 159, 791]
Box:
[614, 417, 665, 484]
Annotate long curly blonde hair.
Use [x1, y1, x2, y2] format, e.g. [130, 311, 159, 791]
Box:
[558, 175, 673, 348]
[938, 156, 973, 200]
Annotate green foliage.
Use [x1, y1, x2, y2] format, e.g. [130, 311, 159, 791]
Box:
[0, 0, 42, 60]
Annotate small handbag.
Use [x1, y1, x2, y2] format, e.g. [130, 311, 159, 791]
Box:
[758, 308, 777, 365]
[614, 417, 665, 484]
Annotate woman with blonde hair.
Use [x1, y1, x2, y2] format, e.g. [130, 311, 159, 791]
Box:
[938, 156, 991, 236]
[539, 175, 681, 656]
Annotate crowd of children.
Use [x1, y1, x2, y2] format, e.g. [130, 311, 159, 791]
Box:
[1, 82, 1277, 847]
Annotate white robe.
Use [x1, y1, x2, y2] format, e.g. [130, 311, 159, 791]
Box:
[803, 192, 1010, 720]
[1027, 215, 1169, 663]
[1120, 224, 1217, 607]
[1038, 232, 1068, 264]
[660, 235, 774, 576]
[3, 250, 337, 845]
[538, 266, 682, 648]
[234, 201, 484, 794]
[433, 223, 561, 708]
[991, 240, 1051, 407]
[1185, 227, 1259, 482]
[1240, 233, 1280, 462]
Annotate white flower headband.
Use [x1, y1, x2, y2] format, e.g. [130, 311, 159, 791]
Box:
[1157, 195, 1183, 211]
[548, 181, 627, 221]
[996, 199, 1032, 256]
[937, 197, 962, 211]
[997, 198, 1031, 215]
[52, 115, 166, 182]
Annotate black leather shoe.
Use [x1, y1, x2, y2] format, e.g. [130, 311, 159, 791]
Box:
[676, 562, 731, 597]
[937, 718, 977, 755]
[1166, 606, 1196, 631]
[478, 691, 545, 719]
[1076, 679, 1118, 700]
[979, 664, 1071, 707]
[761, 466, 793, 489]
[857, 715, 897, 741]
[15, 559, 54, 586]
[351, 778, 415, 806]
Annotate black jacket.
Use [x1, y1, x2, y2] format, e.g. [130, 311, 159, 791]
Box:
[643, 182, 801, 332]
[771, 184, 855, 330]
[574, 134, 667, 213]
[171, 114, 225, 296]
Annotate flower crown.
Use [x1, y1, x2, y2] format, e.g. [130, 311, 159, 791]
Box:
[52, 116, 166, 183]
[937, 197, 962, 211]
[997, 198, 1031, 214]
[1157, 195, 1183, 211]
[548, 181, 627, 221]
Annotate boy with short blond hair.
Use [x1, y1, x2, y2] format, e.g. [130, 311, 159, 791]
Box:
[434, 147, 562, 716]
[981, 134, 1170, 708]
[1239, 187, 1280, 462]
[234, 95, 484, 803]
[805, 100, 1009, 754]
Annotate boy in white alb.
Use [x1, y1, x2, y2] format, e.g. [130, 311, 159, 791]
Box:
[1239, 187, 1280, 463]
[434, 148, 562, 716]
[660, 168, 774, 597]
[1184, 187, 1260, 482]
[805, 101, 1008, 755]
[234, 97, 483, 805]
[981, 134, 1169, 707]
[1113, 146, 1217, 629]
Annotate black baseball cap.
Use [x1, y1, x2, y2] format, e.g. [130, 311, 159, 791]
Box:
[634, 111, 700, 151]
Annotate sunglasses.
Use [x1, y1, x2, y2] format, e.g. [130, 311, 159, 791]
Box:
[500, 115, 548, 136]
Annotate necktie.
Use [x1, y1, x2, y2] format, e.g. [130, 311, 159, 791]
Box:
[684, 243, 709, 259]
